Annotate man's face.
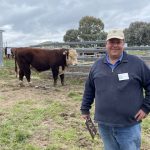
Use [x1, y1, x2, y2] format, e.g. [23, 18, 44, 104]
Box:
[106, 38, 124, 59]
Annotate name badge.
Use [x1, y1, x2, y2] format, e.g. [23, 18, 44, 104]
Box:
[118, 73, 129, 81]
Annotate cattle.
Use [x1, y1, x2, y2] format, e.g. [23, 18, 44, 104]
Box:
[14, 47, 78, 87]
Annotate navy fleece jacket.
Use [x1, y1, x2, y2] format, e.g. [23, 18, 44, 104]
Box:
[81, 52, 150, 127]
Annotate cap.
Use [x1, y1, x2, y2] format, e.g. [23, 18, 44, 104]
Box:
[106, 29, 124, 41]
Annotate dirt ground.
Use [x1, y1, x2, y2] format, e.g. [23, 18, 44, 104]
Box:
[0, 73, 150, 150]
[0, 75, 103, 149]
[0, 77, 81, 107]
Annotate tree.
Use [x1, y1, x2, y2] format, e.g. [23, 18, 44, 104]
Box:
[63, 29, 80, 42]
[140, 23, 150, 45]
[78, 16, 106, 41]
[124, 21, 150, 46]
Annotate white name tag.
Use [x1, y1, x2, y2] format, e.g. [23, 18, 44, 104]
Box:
[118, 73, 129, 81]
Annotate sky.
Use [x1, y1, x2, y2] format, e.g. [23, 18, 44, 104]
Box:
[0, 0, 150, 47]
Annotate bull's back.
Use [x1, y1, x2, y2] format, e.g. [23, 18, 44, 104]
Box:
[15, 48, 66, 72]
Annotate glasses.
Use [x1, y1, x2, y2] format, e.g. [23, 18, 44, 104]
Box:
[108, 39, 124, 45]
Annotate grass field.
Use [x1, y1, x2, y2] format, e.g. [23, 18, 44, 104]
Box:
[0, 58, 150, 150]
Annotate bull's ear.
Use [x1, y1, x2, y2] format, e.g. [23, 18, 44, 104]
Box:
[63, 50, 67, 55]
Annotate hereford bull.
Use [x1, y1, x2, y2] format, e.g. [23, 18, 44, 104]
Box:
[14, 47, 78, 86]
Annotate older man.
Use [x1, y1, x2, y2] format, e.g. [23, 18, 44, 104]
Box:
[81, 29, 150, 150]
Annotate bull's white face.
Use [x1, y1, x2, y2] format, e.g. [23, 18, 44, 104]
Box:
[67, 49, 78, 65]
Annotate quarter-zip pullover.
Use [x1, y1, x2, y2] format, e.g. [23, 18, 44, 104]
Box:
[81, 52, 150, 127]
[106, 52, 123, 71]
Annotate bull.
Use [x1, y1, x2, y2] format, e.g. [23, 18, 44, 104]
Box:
[14, 47, 78, 87]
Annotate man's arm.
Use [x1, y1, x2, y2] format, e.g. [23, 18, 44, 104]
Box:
[80, 70, 95, 117]
[141, 61, 150, 114]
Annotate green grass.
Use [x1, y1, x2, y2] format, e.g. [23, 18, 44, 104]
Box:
[68, 91, 83, 101]
[69, 78, 85, 85]
[3, 59, 15, 68]
[0, 58, 150, 150]
[0, 59, 15, 78]
[0, 58, 45, 80]
[126, 50, 150, 56]
[0, 100, 68, 149]
[45, 145, 63, 150]
[0, 68, 14, 78]
[142, 117, 150, 131]
[0, 96, 4, 101]
[51, 128, 77, 142]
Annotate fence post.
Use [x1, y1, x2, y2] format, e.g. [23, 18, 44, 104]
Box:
[0, 30, 4, 67]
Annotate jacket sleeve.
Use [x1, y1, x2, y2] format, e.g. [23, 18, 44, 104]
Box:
[80, 68, 95, 115]
[141, 61, 150, 114]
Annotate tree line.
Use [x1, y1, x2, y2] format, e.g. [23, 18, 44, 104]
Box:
[63, 16, 150, 46]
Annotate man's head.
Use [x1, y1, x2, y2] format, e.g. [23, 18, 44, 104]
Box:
[106, 29, 125, 60]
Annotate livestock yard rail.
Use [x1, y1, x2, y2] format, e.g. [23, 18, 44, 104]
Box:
[2, 43, 150, 77]
[33, 40, 150, 77]
[66, 47, 150, 77]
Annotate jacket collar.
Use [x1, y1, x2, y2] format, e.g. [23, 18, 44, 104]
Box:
[103, 51, 128, 64]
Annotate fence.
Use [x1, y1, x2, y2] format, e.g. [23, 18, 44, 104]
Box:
[32, 41, 150, 77]
[68, 60, 150, 76]
[66, 47, 150, 77]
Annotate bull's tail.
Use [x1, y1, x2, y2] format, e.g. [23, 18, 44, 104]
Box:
[14, 49, 18, 78]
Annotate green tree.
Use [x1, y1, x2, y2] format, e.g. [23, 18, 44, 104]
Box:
[124, 21, 150, 46]
[78, 16, 106, 41]
[140, 23, 150, 45]
[63, 29, 80, 42]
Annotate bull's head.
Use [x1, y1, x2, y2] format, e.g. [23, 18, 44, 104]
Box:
[64, 49, 78, 66]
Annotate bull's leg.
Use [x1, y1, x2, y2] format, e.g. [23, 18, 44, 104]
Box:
[19, 69, 25, 87]
[19, 69, 24, 81]
[24, 65, 32, 86]
[52, 67, 59, 86]
[24, 68, 31, 82]
[59, 74, 65, 86]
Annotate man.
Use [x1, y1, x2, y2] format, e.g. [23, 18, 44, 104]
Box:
[5, 47, 12, 59]
[80, 29, 150, 150]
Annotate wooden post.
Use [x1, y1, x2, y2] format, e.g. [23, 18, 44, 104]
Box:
[0, 30, 4, 67]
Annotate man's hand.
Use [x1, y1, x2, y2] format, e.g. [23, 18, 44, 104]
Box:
[82, 114, 90, 120]
[135, 109, 147, 121]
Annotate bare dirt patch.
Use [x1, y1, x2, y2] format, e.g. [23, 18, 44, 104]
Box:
[0, 76, 150, 150]
[0, 76, 101, 149]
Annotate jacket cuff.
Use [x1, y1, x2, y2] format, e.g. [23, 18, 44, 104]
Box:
[141, 106, 149, 114]
[81, 109, 90, 115]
